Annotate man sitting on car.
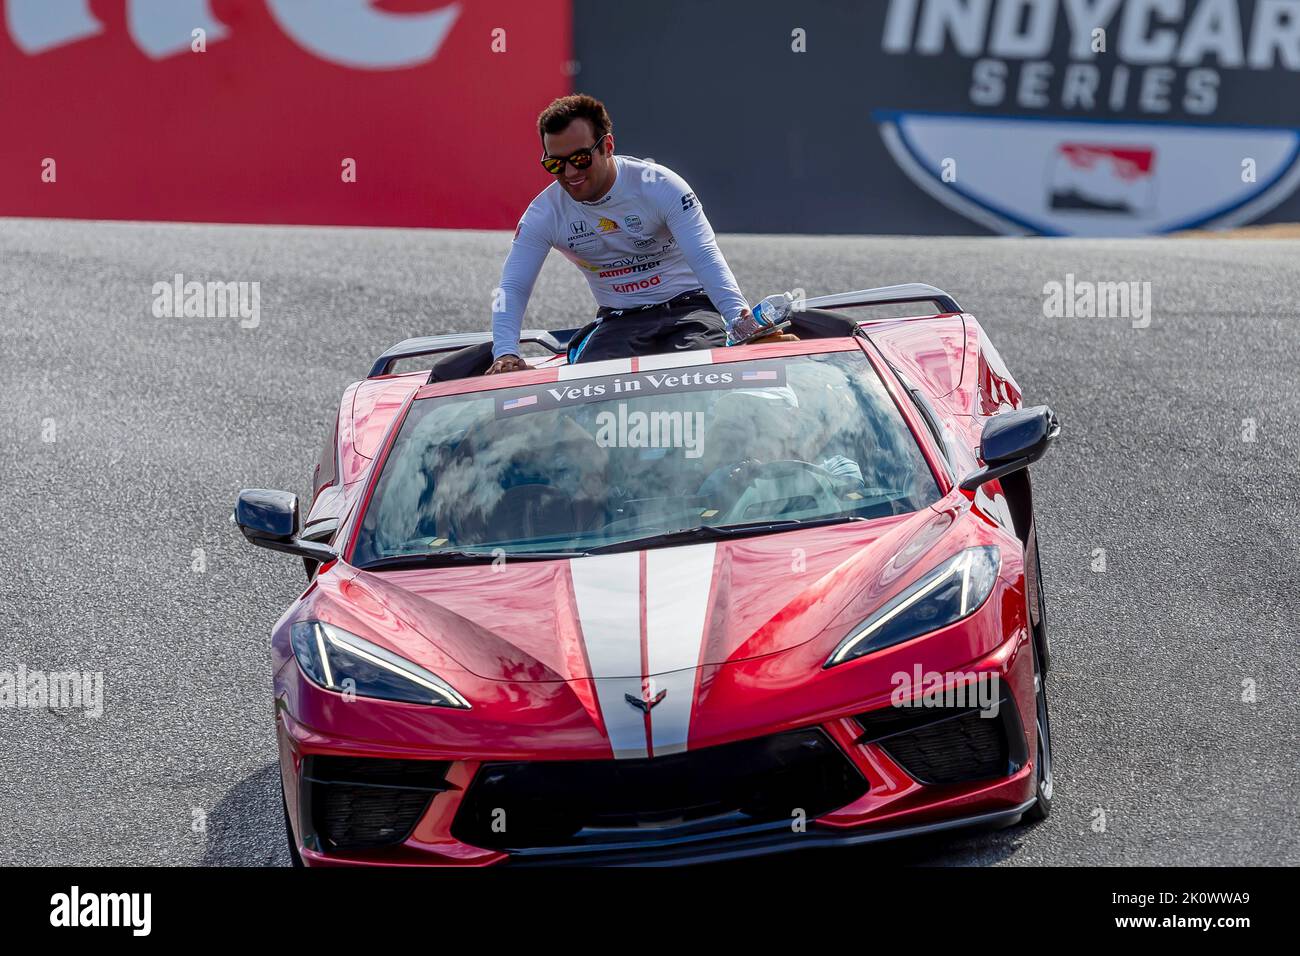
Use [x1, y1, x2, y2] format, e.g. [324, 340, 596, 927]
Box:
[486, 93, 793, 374]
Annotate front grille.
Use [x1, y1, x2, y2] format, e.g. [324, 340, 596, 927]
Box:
[855, 696, 1026, 786]
[302, 756, 451, 852]
[452, 728, 868, 851]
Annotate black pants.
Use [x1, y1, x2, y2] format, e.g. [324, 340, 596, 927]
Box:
[567, 289, 727, 364]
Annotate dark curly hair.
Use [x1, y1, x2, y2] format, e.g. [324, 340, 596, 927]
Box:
[537, 94, 612, 143]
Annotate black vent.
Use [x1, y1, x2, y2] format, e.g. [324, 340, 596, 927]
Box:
[855, 697, 1026, 786]
[302, 756, 451, 852]
[452, 728, 868, 851]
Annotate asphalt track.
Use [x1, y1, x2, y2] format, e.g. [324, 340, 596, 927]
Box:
[1, 219, 1297, 866]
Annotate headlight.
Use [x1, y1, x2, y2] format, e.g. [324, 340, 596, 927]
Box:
[825, 546, 1000, 667]
[290, 621, 470, 708]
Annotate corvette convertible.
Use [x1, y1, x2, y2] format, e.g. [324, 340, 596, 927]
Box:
[236, 283, 1059, 866]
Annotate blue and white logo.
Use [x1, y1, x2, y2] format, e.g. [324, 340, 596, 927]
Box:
[877, 110, 1300, 237]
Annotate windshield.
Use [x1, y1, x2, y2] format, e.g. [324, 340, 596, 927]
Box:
[351, 350, 942, 565]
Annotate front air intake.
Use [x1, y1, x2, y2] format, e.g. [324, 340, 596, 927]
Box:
[301, 756, 451, 852]
[854, 697, 1027, 786]
[452, 728, 868, 851]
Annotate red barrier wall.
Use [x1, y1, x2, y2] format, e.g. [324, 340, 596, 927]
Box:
[0, 0, 572, 228]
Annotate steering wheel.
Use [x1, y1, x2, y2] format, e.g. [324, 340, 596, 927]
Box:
[697, 459, 842, 523]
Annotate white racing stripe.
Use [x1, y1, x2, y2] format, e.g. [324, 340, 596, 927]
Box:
[644, 668, 699, 757]
[645, 544, 716, 672]
[570, 552, 646, 758]
[570, 544, 719, 759]
[636, 350, 715, 370]
[645, 544, 716, 756]
[592, 677, 651, 760]
[558, 357, 633, 380]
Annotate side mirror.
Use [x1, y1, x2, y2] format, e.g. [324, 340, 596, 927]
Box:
[234, 489, 337, 564]
[959, 405, 1060, 492]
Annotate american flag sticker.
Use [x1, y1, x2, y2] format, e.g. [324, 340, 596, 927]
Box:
[502, 394, 539, 411]
[742, 370, 779, 381]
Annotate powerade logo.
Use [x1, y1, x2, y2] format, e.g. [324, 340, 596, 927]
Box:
[601, 252, 661, 268]
[876, 0, 1300, 235]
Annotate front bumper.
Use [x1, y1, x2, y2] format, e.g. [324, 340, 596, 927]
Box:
[502, 798, 1039, 867]
[277, 617, 1041, 867]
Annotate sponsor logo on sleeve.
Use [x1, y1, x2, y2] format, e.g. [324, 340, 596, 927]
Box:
[680, 191, 698, 211]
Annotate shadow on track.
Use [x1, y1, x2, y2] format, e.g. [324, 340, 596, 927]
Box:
[200, 761, 292, 867]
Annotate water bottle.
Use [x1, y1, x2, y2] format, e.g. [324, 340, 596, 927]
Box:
[728, 292, 794, 346]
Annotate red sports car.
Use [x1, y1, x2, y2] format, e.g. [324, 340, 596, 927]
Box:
[236, 284, 1059, 866]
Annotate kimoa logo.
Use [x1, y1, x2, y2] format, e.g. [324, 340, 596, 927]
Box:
[50, 886, 151, 936]
[7, 0, 460, 68]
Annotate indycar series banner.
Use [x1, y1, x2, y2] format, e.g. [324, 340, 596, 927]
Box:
[577, 0, 1300, 235]
[0, 0, 571, 228]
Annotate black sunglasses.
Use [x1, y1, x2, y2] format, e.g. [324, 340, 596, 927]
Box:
[540, 134, 610, 175]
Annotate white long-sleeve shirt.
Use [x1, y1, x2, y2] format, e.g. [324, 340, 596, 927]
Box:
[491, 155, 749, 359]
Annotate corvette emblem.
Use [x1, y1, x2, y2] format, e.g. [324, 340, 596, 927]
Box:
[625, 686, 667, 713]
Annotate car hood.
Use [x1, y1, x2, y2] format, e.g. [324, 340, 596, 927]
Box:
[336, 507, 957, 685]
